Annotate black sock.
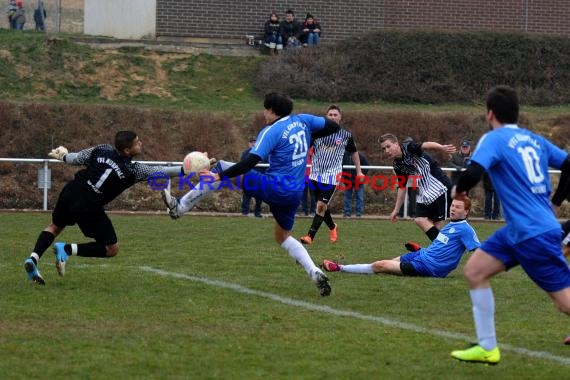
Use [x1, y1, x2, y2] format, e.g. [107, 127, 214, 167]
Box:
[77, 242, 108, 258]
[426, 226, 439, 241]
[32, 231, 55, 259]
[308, 214, 324, 238]
[323, 209, 335, 229]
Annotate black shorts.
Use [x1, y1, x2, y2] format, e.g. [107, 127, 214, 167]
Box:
[52, 182, 118, 245]
[310, 179, 337, 205]
[415, 192, 447, 222]
[399, 261, 421, 276]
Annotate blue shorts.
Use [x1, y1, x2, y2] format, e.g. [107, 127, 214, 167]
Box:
[481, 226, 570, 292]
[399, 250, 433, 277]
[241, 171, 302, 231]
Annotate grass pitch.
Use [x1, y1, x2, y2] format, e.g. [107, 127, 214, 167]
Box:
[1, 212, 569, 379]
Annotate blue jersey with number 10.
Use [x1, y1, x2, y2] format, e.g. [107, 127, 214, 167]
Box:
[250, 114, 326, 196]
[471, 124, 567, 243]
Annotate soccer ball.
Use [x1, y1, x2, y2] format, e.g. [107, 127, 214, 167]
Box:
[183, 151, 210, 174]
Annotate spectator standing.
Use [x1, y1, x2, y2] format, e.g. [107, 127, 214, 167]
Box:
[280, 9, 301, 49]
[449, 139, 472, 185]
[343, 151, 368, 218]
[241, 136, 264, 218]
[7, 0, 17, 29]
[33, 0, 46, 31]
[482, 171, 500, 220]
[300, 13, 321, 47]
[13, 1, 25, 29]
[301, 146, 316, 216]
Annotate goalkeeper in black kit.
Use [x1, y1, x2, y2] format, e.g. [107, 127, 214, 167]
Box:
[24, 131, 183, 285]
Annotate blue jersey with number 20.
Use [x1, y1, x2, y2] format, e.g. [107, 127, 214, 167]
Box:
[250, 114, 325, 196]
[470, 124, 567, 243]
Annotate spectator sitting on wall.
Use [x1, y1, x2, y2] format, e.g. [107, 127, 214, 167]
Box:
[280, 9, 301, 49]
[263, 12, 283, 56]
[300, 13, 321, 47]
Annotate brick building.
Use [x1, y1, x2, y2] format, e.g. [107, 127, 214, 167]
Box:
[3, 1, 569, 42]
[156, 0, 570, 42]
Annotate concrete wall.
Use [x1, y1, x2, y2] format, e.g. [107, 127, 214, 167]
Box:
[84, 0, 156, 39]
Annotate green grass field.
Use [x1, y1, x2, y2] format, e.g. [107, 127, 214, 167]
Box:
[1, 212, 569, 379]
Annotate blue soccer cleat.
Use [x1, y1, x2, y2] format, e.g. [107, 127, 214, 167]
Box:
[24, 258, 45, 285]
[54, 242, 69, 277]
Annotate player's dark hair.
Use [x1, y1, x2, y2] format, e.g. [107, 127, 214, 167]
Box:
[379, 133, 398, 144]
[264, 92, 293, 117]
[115, 131, 138, 152]
[285, 9, 294, 16]
[486, 85, 519, 124]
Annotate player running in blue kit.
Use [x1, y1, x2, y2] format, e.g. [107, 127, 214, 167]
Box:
[451, 86, 570, 364]
[322, 197, 479, 277]
[161, 92, 340, 296]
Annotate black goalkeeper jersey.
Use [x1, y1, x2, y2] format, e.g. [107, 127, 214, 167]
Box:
[67, 144, 171, 206]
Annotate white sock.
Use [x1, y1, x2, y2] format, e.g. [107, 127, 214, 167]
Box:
[178, 160, 235, 213]
[341, 264, 374, 274]
[178, 185, 218, 213]
[31, 252, 40, 262]
[71, 244, 78, 255]
[281, 236, 321, 280]
[470, 288, 497, 350]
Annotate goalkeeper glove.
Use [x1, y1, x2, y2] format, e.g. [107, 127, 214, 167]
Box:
[48, 146, 68, 161]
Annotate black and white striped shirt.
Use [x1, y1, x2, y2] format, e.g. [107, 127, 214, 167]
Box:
[309, 129, 357, 185]
[393, 142, 450, 204]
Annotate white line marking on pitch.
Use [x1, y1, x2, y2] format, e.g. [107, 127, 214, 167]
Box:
[140, 266, 570, 366]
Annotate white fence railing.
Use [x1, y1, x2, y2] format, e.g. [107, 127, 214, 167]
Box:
[0, 158, 561, 216]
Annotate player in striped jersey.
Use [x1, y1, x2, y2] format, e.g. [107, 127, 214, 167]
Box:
[380, 134, 455, 242]
[300, 105, 364, 245]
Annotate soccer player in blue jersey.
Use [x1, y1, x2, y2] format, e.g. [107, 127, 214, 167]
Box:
[161, 93, 340, 296]
[321, 197, 479, 277]
[451, 85, 570, 364]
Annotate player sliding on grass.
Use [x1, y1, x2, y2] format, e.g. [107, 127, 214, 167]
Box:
[322, 197, 479, 278]
[24, 131, 183, 285]
[161, 92, 340, 297]
[451, 86, 570, 364]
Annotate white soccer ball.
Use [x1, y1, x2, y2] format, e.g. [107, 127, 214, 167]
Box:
[183, 151, 210, 174]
